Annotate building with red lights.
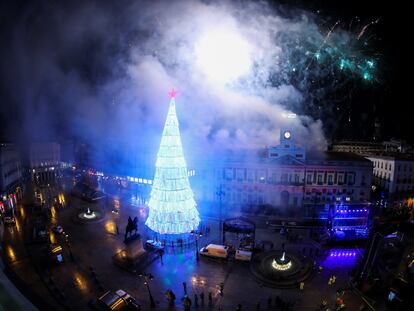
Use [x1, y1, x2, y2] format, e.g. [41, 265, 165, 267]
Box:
[195, 129, 373, 218]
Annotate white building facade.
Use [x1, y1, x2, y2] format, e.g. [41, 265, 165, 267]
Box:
[367, 155, 414, 195]
[0, 143, 23, 210]
[30, 142, 61, 184]
[194, 130, 372, 217]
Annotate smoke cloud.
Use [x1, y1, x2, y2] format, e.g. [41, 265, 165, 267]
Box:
[1, 0, 363, 167]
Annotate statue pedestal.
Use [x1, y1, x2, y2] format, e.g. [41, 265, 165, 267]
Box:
[113, 234, 158, 274]
[124, 235, 145, 263]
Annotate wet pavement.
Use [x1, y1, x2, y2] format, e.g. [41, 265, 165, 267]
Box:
[1, 180, 373, 310]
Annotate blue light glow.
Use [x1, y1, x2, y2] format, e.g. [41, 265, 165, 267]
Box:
[322, 248, 362, 269]
[145, 94, 200, 234]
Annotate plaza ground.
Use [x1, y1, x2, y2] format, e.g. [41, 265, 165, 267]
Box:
[0, 180, 373, 310]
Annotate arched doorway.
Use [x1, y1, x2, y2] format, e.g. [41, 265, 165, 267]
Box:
[280, 191, 289, 207]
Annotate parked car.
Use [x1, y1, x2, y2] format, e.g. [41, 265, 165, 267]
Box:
[145, 240, 164, 251]
[33, 220, 48, 242]
[3, 210, 16, 225]
[49, 243, 64, 263]
[235, 249, 253, 262]
[97, 289, 141, 310]
[200, 244, 229, 259]
[52, 225, 64, 234]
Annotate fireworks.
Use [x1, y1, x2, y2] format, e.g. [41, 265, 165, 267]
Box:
[257, 13, 382, 129]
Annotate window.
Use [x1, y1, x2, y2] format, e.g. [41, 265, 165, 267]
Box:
[317, 174, 323, 185]
[247, 170, 254, 182]
[385, 163, 388, 170]
[389, 164, 392, 171]
[258, 170, 266, 183]
[281, 173, 288, 184]
[328, 175, 333, 185]
[224, 168, 233, 180]
[236, 169, 244, 181]
[347, 173, 355, 185]
[307, 174, 313, 184]
[294, 174, 300, 184]
[338, 174, 344, 185]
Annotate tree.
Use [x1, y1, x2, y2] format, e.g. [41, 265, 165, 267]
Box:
[145, 89, 200, 234]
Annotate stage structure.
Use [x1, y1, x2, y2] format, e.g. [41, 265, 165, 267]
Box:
[145, 89, 200, 234]
[222, 217, 256, 248]
[327, 202, 370, 241]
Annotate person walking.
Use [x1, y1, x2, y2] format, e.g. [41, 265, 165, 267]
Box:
[194, 294, 198, 307]
[165, 289, 176, 306]
[182, 296, 192, 311]
[267, 297, 272, 308]
[159, 249, 164, 265]
[200, 292, 205, 306]
[208, 292, 213, 307]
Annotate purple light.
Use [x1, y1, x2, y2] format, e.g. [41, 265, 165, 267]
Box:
[329, 249, 358, 257]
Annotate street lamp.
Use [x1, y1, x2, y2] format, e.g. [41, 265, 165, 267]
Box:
[190, 230, 203, 261]
[216, 185, 225, 237]
[64, 233, 74, 262]
[310, 194, 318, 238]
[139, 273, 155, 308]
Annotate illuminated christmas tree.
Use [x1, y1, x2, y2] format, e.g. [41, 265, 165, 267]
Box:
[145, 89, 200, 234]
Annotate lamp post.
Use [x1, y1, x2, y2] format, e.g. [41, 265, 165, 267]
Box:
[191, 230, 203, 261]
[310, 194, 317, 238]
[139, 273, 155, 308]
[216, 185, 225, 237]
[64, 233, 74, 262]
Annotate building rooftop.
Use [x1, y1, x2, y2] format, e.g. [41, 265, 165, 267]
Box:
[208, 150, 372, 167]
[366, 153, 414, 161]
[309, 151, 370, 161]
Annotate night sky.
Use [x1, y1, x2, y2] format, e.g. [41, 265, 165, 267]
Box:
[0, 0, 410, 156]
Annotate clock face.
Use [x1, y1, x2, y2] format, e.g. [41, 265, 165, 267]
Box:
[284, 131, 291, 139]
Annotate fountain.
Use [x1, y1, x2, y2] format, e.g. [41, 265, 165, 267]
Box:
[271, 251, 292, 271]
[250, 250, 312, 288]
[76, 207, 104, 223]
[83, 208, 96, 219]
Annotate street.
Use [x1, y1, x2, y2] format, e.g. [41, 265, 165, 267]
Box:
[1, 180, 371, 310]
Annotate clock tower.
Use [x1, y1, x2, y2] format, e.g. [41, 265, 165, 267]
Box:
[268, 128, 306, 160]
[280, 129, 293, 147]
